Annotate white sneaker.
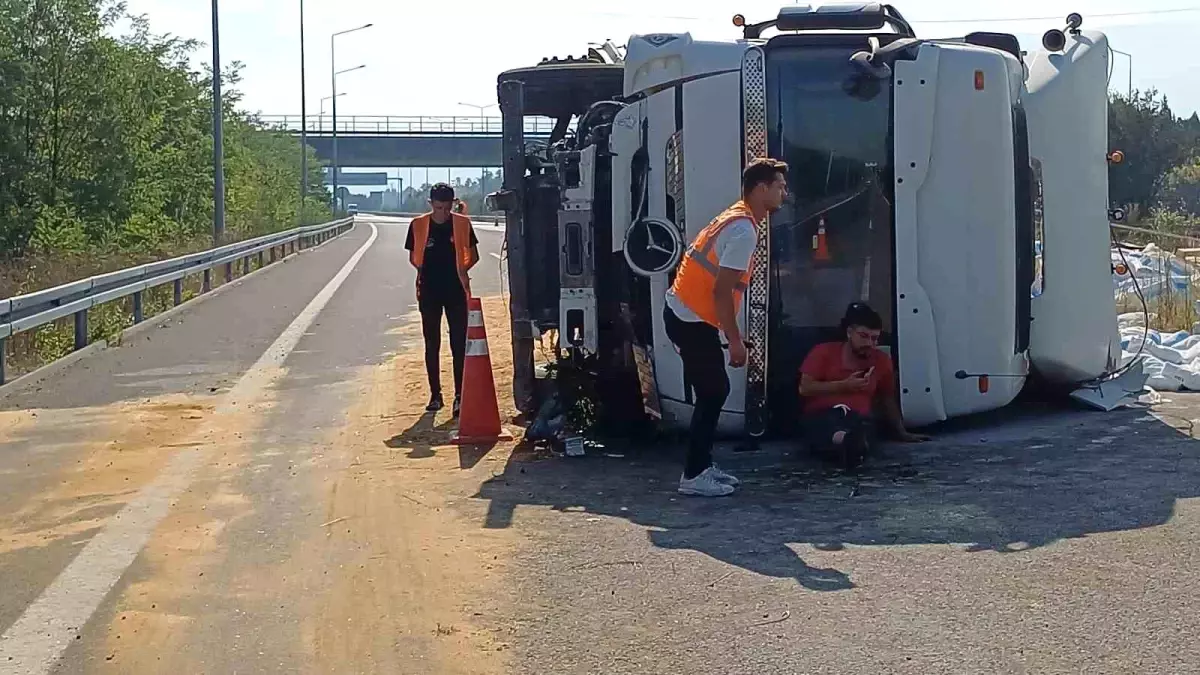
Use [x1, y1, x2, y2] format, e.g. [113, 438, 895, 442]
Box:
[678, 467, 736, 497]
[710, 464, 740, 486]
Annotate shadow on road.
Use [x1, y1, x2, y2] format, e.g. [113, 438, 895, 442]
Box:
[474, 400, 1200, 592]
[384, 413, 499, 468]
[385, 412, 456, 459]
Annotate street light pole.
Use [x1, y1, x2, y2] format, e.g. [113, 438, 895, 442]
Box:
[211, 0, 225, 244]
[458, 101, 497, 208]
[320, 93, 345, 116]
[299, 0, 307, 224]
[331, 23, 373, 213]
[331, 64, 365, 212]
[1111, 48, 1133, 100]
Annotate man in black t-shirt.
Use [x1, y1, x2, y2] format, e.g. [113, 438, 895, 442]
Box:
[404, 183, 480, 416]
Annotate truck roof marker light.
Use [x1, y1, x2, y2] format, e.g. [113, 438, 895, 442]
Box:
[978, 374, 990, 394]
[733, 14, 746, 27]
[1108, 150, 1125, 164]
[974, 70, 985, 90]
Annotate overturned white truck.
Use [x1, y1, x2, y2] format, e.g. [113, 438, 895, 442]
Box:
[489, 4, 1123, 439]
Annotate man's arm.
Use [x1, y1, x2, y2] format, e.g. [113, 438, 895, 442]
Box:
[876, 391, 930, 442]
[799, 373, 856, 397]
[405, 225, 420, 269]
[464, 224, 481, 270]
[712, 267, 743, 344]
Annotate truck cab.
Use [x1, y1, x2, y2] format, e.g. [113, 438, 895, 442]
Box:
[492, 5, 1118, 438]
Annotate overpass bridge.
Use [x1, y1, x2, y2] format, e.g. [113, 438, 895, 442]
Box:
[261, 114, 569, 167]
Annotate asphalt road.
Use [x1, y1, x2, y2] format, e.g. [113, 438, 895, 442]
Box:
[1, 213, 1200, 674]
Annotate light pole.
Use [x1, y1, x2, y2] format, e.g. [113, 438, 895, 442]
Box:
[1111, 48, 1133, 100]
[331, 65, 364, 211]
[320, 93, 346, 116]
[459, 101, 497, 207]
[299, 0, 307, 224]
[331, 23, 373, 212]
[211, 0, 225, 244]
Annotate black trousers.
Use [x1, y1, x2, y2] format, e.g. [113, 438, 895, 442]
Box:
[419, 287, 468, 397]
[663, 305, 730, 480]
[802, 406, 872, 469]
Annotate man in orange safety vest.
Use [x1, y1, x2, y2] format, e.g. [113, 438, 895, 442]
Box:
[406, 182, 480, 417]
[663, 157, 789, 497]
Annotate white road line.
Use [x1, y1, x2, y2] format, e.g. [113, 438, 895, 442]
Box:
[0, 223, 380, 675]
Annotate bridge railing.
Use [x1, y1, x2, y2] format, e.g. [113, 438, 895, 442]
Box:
[258, 115, 571, 135]
[0, 217, 356, 386]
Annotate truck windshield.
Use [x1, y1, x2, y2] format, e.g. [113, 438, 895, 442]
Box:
[763, 42, 896, 423]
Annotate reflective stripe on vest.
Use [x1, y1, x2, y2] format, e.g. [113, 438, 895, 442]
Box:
[669, 200, 758, 327]
[409, 212, 474, 271]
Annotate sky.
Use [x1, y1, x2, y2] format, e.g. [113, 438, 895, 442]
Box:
[119, 0, 1200, 188]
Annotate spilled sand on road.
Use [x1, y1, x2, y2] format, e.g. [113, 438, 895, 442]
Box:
[52, 295, 529, 673]
[303, 295, 525, 675]
[84, 386, 275, 671]
[0, 396, 219, 557]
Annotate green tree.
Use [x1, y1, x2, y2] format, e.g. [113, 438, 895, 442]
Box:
[0, 0, 331, 265]
[1109, 90, 1200, 212]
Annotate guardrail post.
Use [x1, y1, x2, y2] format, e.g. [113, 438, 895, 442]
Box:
[203, 269, 212, 292]
[174, 279, 183, 305]
[258, 250, 265, 268]
[0, 337, 6, 386]
[132, 290, 144, 324]
[74, 310, 88, 350]
[270, 246, 277, 263]
[224, 262, 233, 283]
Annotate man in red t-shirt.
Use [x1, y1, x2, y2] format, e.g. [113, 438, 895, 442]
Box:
[798, 302, 928, 469]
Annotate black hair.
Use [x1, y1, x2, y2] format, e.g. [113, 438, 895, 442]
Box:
[429, 182, 455, 203]
[742, 157, 789, 196]
[840, 301, 883, 334]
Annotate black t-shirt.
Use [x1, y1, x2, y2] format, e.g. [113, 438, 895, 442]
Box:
[405, 217, 479, 295]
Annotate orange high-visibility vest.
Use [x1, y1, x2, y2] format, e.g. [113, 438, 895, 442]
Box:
[409, 212, 475, 273]
[669, 200, 759, 327]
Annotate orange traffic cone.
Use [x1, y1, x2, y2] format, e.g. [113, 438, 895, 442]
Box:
[453, 297, 513, 445]
[813, 217, 831, 262]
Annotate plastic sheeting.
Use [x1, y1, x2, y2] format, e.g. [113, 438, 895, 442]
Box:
[1118, 314, 1200, 391]
[1110, 242, 1200, 392]
[1113, 243, 1197, 302]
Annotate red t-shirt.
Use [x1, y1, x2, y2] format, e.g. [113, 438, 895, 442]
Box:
[799, 342, 895, 415]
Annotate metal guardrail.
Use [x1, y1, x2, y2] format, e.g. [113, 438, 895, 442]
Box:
[0, 217, 356, 385]
[259, 115, 571, 136]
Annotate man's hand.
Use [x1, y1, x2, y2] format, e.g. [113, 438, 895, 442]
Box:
[728, 338, 748, 368]
[840, 370, 871, 392]
[459, 273, 472, 299]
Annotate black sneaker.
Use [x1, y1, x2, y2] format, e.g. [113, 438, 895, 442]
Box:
[452, 395, 461, 418]
[426, 393, 444, 412]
